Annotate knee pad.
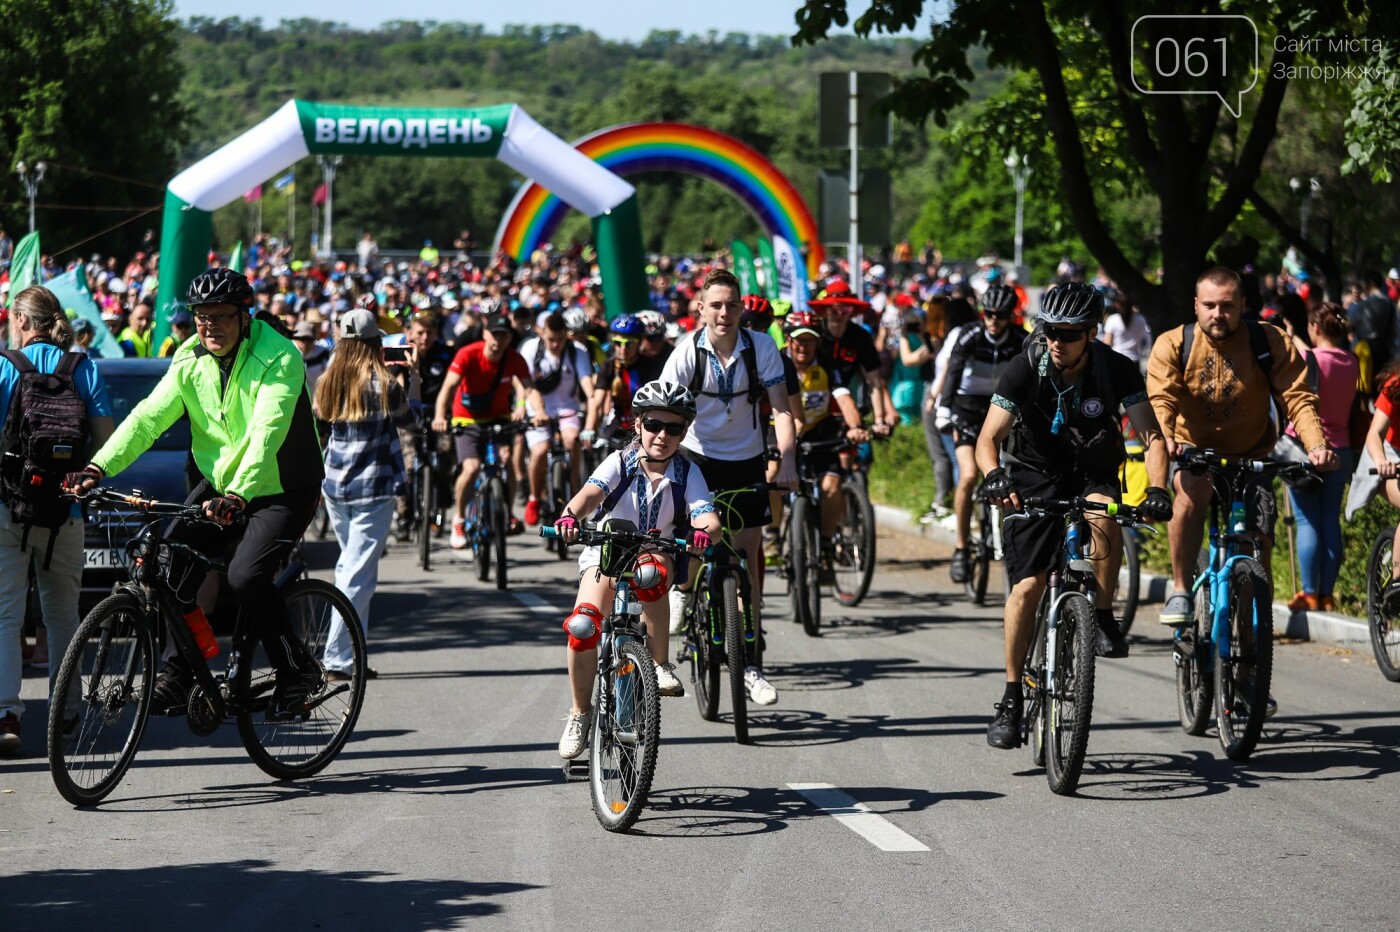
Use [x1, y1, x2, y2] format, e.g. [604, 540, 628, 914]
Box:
[631, 553, 668, 603]
[563, 603, 602, 651]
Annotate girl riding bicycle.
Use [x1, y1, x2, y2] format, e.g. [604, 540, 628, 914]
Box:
[550, 381, 720, 760]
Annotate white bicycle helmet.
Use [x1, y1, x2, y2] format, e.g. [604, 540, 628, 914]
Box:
[633, 380, 697, 422]
[563, 307, 589, 332]
[635, 309, 666, 336]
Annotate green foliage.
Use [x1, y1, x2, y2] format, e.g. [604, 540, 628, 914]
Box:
[867, 425, 938, 520]
[0, 0, 188, 255]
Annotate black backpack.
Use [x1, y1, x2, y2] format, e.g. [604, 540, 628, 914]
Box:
[686, 328, 765, 428]
[0, 349, 89, 567]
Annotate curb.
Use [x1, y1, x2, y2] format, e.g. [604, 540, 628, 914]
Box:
[873, 502, 1373, 649]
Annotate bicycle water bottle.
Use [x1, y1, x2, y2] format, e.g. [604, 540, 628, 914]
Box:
[183, 607, 219, 659]
[1066, 521, 1083, 559]
[857, 441, 873, 466]
[1229, 500, 1247, 534]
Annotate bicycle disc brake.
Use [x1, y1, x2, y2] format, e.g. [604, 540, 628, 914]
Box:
[186, 683, 222, 737]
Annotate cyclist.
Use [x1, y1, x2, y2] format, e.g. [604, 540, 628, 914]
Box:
[593, 314, 667, 450]
[432, 311, 545, 548]
[551, 381, 720, 759]
[519, 312, 597, 526]
[739, 296, 801, 567]
[937, 283, 1025, 585]
[660, 268, 798, 706]
[977, 282, 1171, 749]
[67, 267, 328, 717]
[1148, 266, 1334, 631]
[563, 306, 606, 374]
[393, 311, 458, 540]
[636, 310, 673, 365]
[810, 280, 896, 432]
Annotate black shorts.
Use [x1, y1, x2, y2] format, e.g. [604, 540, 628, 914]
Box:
[1002, 469, 1121, 586]
[454, 421, 509, 463]
[952, 397, 991, 448]
[689, 451, 769, 531]
[1170, 459, 1277, 539]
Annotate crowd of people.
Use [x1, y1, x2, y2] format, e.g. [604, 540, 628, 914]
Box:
[2, 228, 1399, 761]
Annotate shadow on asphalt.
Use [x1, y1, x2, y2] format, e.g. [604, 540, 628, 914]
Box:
[9, 861, 539, 926]
[768, 657, 1001, 692]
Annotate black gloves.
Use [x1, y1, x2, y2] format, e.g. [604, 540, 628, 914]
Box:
[1141, 486, 1173, 522]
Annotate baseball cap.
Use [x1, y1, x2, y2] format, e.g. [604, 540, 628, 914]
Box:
[1389, 268, 1400, 280]
[484, 312, 512, 334]
[71, 317, 95, 336]
[169, 310, 194, 328]
[338, 308, 381, 341]
[292, 320, 319, 340]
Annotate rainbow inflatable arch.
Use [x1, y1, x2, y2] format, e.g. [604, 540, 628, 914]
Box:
[494, 122, 824, 278]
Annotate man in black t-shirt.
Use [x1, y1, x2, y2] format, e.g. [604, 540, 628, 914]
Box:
[975, 283, 1171, 752]
[810, 279, 896, 433]
[591, 315, 667, 445]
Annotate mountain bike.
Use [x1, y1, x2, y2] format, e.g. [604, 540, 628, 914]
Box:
[541, 520, 700, 832]
[1365, 522, 1400, 681]
[1113, 524, 1142, 636]
[412, 424, 453, 571]
[48, 488, 366, 807]
[831, 437, 878, 606]
[539, 418, 574, 561]
[675, 486, 762, 745]
[1011, 496, 1149, 795]
[773, 437, 852, 637]
[965, 479, 1005, 606]
[1173, 452, 1316, 760]
[455, 421, 526, 590]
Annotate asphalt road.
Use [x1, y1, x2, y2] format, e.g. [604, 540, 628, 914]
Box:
[4, 524, 1399, 931]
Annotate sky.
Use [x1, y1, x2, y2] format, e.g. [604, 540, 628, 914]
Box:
[171, 1, 882, 41]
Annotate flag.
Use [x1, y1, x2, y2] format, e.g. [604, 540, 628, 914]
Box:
[274, 171, 296, 195]
[7, 231, 42, 301]
[312, 183, 328, 206]
[730, 241, 757, 297]
[46, 267, 122, 359]
[243, 185, 262, 203]
[756, 238, 780, 301]
[771, 236, 809, 312]
[229, 240, 245, 274]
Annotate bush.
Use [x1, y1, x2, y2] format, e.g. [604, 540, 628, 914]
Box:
[868, 423, 940, 520]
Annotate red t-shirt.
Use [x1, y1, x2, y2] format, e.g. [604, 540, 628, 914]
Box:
[449, 342, 529, 421]
[1377, 377, 1400, 448]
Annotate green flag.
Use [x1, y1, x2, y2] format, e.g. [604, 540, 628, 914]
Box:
[7, 231, 42, 302]
[756, 238, 780, 301]
[47, 267, 123, 359]
[229, 240, 245, 274]
[730, 240, 757, 296]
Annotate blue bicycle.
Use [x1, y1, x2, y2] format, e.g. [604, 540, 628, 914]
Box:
[1173, 451, 1316, 760]
[455, 421, 527, 590]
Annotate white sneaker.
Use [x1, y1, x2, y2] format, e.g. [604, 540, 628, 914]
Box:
[558, 709, 592, 760]
[744, 666, 778, 706]
[450, 518, 467, 550]
[668, 587, 688, 634]
[655, 662, 685, 697]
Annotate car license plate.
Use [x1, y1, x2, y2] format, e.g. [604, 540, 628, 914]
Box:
[84, 548, 124, 569]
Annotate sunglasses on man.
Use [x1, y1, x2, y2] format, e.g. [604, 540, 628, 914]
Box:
[1042, 325, 1087, 343]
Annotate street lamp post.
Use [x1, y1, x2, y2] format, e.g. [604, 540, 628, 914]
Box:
[1004, 151, 1029, 270]
[15, 160, 46, 234]
[1289, 175, 1321, 240]
[317, 155, 343, 260]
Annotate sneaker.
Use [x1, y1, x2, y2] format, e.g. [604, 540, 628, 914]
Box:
[558, 709, 592, 759]
[1287, 591, 1318, 612]
[1318, 594, 1336, 612]
[949, 547, 970, 584]
[744, 666, 778, 705]
[987, 700, 1022, 749]
[1383, 581, 1400, 615]
[919, 503, 952, 525]
[393, 517, 412, 543]
[514, 483, 528, 506]
[1265, 695, 1278, 719]
[669, 587, 689, 634]
[450, 517, 468, 550]
[524, 498, 540, 526]
[1094, 615, 1129, 659]
[1160, 591, 1193, 627]
[655, 663, 685, 697]
[269, 669, 323, 720]
[0, 713, 19, 756]
[149, 664, 193, 715]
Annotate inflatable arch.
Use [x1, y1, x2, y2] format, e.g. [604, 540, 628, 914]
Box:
[494, 122, 825, 280]
[154, 100, 650, 338]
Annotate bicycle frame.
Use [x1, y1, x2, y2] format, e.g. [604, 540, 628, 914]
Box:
[1188, 472, 1265, 665]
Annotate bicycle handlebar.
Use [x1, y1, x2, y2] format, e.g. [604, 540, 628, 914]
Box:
[447, 420, 530, 438]
[539, 523, 710, 558]
[70, 487, 245, 526]
[1015, 496, 1151, 527]
[1177, 449, 1319, 484]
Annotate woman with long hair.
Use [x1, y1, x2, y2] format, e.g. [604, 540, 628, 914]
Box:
[316, 308, 418, 679]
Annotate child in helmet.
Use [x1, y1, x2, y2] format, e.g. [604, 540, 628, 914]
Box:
[550, 379, 721, 761]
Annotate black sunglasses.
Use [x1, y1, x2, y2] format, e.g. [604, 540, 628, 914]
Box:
[640, 416, 686, 437]
[1043, 325, 1087, 343]
[983, 310, 1011, 321]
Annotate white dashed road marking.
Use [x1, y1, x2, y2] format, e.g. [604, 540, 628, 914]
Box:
[787, 783, 930, 852]
[513, 591, 559, 616]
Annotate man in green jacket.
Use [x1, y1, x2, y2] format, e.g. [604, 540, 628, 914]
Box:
[67, 268, 326, 716]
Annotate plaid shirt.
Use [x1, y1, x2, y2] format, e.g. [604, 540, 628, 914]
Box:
[321, 371, 416, 502]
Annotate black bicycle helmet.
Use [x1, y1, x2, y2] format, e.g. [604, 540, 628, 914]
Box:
[632, 380, 697, 422]
[1038, 281, 1104, 326]
[981, 284, 1018, 316]
[186, 267, 254, 308]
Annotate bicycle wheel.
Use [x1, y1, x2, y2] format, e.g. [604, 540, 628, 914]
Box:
[721, 573, 749, 744]
[791, 496, 821, 637]
[1022, 604, 1047, 769]
[1176, 550, 1215, 736]
[47, 593, 155, 807]
[965, 498, 992, 605]
[1366, 527, 1400, 681]
[833, 484, 877, 606]
[686, 588, 721, 721]
[1045, 592, 1096, 795]
[489, 477, 510, 590]
[1214, 557, 1272, 761]
[417, 464, 433, 572]
[549, 458, 570, 560]
[237, 579, 367, 780]
[1114, 527, 1140, 637]
[589, 638, 660, 832]
[470, 495, 492, 583]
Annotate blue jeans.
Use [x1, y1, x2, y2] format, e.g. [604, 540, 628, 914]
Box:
[323, 496, 394, 672]
[1289, 448, 1354, 596]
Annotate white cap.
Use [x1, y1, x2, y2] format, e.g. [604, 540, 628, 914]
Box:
[1388, 268, 1400, 280]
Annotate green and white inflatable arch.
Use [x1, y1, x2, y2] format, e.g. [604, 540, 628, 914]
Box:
[155, 99, 649, 338]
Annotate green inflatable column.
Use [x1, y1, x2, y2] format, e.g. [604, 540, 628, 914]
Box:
[591, 194, 650, 320]
[152, 189, 213, 349]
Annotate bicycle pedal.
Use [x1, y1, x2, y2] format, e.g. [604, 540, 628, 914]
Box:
[561, 758, 588, 782]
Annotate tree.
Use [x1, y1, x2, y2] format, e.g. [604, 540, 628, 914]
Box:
[794, 0, 1400, 330]
[0, 0, 188, 259]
